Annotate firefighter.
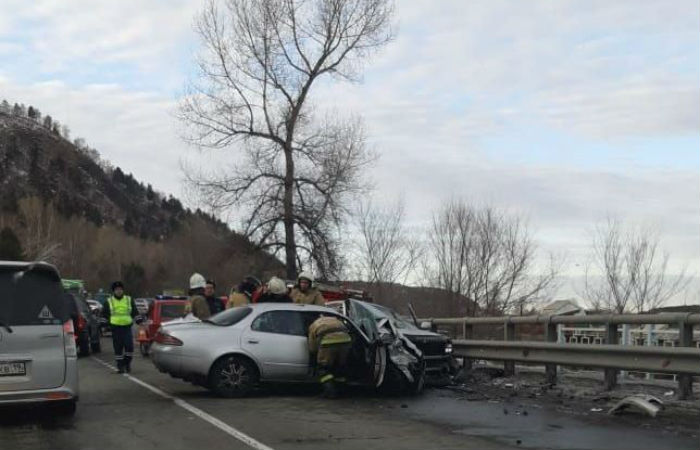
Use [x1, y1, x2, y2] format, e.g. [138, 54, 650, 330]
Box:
[257, 276, 293, 303]
[290, 271, 325, 306]
[227, 276, 262, 308]
[308, 315, 352, 398]
[104, 281, 138, 374]
[186, 273, 211, 319]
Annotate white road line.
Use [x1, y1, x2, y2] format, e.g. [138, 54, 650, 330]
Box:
[91, 357, 275, 450]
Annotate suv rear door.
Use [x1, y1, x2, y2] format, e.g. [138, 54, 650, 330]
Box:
[0, 266, 70, 391]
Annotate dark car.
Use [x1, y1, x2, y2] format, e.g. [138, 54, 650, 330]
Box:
[327, 299, 455, 386]
[66, 293, 101, 356]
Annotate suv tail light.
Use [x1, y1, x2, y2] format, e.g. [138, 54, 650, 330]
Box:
[154, 330, 183, 346]
[63, 320, 77, 357]
[77, 314, 87, 331]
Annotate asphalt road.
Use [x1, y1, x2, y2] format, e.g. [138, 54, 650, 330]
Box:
[0, 337, 697, 450]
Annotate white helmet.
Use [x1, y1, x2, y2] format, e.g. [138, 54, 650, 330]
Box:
[189, 273, 206, 290]
[267, 276, 287, 295]
[297, 271, 314, 285]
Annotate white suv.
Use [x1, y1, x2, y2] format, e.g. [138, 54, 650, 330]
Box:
[0, 261, 79, 414]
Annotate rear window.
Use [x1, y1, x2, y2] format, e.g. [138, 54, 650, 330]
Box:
[160, 303, 187, 319]
[0, 268, 70, 326]
[206, 307, 252, 326]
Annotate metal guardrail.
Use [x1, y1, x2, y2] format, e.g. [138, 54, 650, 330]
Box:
[421, 313, 700, 399]
[452, 340, 700, 375]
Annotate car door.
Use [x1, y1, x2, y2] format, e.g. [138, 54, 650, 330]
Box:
[241, 310, 310, 381]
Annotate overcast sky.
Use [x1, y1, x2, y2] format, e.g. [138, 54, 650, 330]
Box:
[1, 1, 698, 302]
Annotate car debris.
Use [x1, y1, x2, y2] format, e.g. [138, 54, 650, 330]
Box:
[608, 394, 664, 418]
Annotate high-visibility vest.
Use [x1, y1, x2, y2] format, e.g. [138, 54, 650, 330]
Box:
[108, 295, 133, 326]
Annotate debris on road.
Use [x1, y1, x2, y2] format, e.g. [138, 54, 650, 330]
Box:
[608, 395, 664, 418]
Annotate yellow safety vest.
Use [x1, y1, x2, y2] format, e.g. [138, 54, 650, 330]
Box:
[108, 295, 133, 326]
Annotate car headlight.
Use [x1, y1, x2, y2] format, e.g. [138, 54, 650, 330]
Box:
[444, 343, 453, 354]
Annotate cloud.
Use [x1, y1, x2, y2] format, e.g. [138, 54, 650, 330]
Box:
[0, 0, 200, 88]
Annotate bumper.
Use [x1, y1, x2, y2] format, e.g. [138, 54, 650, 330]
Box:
[150, 344, 182, 375]
[423, 355, 452, 384]
[0, 357, 79, 405]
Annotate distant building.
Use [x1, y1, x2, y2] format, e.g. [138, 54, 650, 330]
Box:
[540, 299, 584, 316]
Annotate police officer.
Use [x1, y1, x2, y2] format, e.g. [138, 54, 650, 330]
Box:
[227, 276, 262, 309]
[104, 281, 138, 374]
[290, 271, 325, 305]
[186, 273, 211, 319]
[308, 315, 352, 398]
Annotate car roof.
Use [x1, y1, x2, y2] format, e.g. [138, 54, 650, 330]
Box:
[0, 260, 61, 280]
[248, 302, 339, 313]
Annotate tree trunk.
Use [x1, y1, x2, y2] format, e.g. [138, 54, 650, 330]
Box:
[283, 147, 297, 279]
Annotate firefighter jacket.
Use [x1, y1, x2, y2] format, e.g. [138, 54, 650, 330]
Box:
[291, 287, 325, 306]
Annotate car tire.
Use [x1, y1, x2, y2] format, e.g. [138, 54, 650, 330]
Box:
[209, 355, 258, 398]
[78, 333, 90, 357]
[54, 399, 77, 416]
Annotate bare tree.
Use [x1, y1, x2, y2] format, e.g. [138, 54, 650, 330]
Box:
[424, 199, 559, 316]
[179, 0, 394, 278]
[17, 197, 62, 262]
[583, 218, 689, 313]
[355, 198, 422, 285]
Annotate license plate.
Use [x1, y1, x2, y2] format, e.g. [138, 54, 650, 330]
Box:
[0, 362, 26, 376]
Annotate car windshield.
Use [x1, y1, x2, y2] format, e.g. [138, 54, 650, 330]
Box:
[363, 303, 419, 330]
[206, 306, 252, 326]
[0, 267, 70, 326]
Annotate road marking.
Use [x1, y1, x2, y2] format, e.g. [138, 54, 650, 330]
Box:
[91, 357, 275, 450]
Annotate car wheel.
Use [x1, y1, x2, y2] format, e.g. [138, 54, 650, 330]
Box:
[90, 335, 101, 353]
[78, 333, 90, 357]
[209, 355, 258, 398]
[139, 342, 150, 357]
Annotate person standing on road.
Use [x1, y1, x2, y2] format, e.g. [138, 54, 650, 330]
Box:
[256, 276, 293, 303]
[104, 281, 138, 374]
[204, 279, 224, 316]
[226, 276, 262, 308]
[186, 273, 211, 319]
[290, 271, 325, 306]
[308, 315, 352, 398]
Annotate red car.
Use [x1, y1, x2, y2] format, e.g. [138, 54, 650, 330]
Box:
[136, 298, 188, 356]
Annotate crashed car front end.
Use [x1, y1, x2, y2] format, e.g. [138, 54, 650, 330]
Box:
[345, 300, 425, 392]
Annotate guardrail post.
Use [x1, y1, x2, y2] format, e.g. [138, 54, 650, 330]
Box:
[504, 320, 515, 376]
[604, 322, 618, 390]
[677, 320, 694, 400]
[545, 321, 558, 385]
[462, 322, 473, 371]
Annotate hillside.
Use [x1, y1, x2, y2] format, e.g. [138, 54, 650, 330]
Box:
[0, 103, 283, 295]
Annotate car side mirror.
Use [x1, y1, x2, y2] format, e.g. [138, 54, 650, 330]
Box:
[420, 321, 432, 330]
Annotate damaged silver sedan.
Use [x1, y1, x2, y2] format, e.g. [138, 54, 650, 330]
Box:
[150, 303, 425, 397]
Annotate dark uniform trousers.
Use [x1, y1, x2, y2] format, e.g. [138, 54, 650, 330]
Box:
[112, 325, 134, 370]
